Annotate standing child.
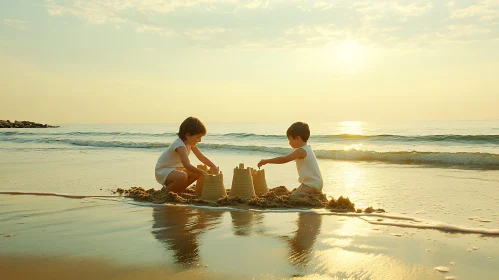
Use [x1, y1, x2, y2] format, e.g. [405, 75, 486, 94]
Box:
[155, 117, 218, 193]
[257, 122, 323, 197]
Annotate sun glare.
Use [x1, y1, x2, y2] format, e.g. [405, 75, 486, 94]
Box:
[328, 40, 367, 70]
[339, 121, 363, 135]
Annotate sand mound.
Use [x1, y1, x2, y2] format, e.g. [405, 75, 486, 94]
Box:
[115, 186, 385, 213]
[247, 186, 327, 208]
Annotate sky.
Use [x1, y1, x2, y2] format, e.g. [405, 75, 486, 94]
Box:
[0, 0, 498, 124]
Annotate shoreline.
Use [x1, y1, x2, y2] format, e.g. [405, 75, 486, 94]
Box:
[1, 192, 498, 237]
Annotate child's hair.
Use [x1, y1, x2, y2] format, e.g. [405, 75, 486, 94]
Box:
[286, 122, 310, 142]
[177, 117, 207, 140]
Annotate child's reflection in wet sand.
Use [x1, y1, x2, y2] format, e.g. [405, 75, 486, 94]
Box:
[151, 206, 224, 267]
[287, 213, 322, 268]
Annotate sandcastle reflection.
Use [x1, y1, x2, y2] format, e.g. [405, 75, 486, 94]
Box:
[230, 210, 268, 236]
[287, 213, 323, 268]
[230, 211, 254, 236]
[151, 206, 224, 267]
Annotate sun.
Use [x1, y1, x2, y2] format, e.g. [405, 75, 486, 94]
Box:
[328, 40, 367, 70]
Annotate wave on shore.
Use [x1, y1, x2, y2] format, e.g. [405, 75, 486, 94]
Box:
[2, 131, 498, 144]
[2, 137, 497, 169]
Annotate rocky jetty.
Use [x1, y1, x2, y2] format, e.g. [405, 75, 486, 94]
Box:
[0, 120, 59, 128]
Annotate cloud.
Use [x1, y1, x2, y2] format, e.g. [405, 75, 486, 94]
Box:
[313, 1, 333, 10]
[3, 19, 29, 30]
[184, 28, 228, 40]
[136, 24, 174, 36]
[451, 0, 499, 21]
[437, 24, 494, 43]
[245, 0, 269, 9]
[351, 0, 433, 19]
[285, 24, 341, 36]
[44, 0, 254, 22]
[41, 0, 499, 49]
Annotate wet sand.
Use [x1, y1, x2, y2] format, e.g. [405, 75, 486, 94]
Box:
[0, 255, 225, 280]
[1, 194, 498, 279]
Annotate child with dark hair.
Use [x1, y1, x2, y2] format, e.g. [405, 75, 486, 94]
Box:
[155, 117, 218, 193]
[258, 122, 323, 197]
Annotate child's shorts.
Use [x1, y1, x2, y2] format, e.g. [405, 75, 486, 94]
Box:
[155, 167, 183, 186]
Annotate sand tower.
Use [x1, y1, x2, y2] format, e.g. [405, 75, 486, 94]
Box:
[200, 173, 227, 201]
[195, 164, 209, 194]
[229, 163, 256, 198]
[251, 168, 268, 196]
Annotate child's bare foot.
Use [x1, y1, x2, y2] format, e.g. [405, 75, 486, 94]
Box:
[162, 181, 175, 192]
[290, 184, 320, 197]
[290, 191, 311, 197]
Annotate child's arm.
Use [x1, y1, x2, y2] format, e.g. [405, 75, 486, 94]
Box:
[258, 148, 306, 169]
[191, 146, 218, 174]
[176, 146, 206, 175]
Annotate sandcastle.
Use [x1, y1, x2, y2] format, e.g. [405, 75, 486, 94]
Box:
[251, 168, 268, 196]
[200, 172, 227, 201]
[230, 163, 256, 198]
[195, 164, 209, 194]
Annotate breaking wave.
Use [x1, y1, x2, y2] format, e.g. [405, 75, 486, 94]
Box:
[2, 131, 498, 144]
[2, 137, 498, 169]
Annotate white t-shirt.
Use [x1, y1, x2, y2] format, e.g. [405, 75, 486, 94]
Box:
[155, 137, 190, 184]
[295, 145, 323, 191]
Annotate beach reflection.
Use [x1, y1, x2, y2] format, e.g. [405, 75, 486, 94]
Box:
[229, 211, 266, 236]
[230, 211, 254, 236]
[151, 206, 224, 267]
[287, 213, 323, 269]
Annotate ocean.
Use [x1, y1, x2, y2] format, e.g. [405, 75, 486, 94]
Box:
[1, 121, 498, 167]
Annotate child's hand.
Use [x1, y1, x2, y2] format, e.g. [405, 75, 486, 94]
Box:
[257, 159, 267, 169]
[208, 166, 219, 175]
[197, 168, 208, 176]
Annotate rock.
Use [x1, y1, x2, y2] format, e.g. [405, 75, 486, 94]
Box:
[0, 120, 59, 128]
